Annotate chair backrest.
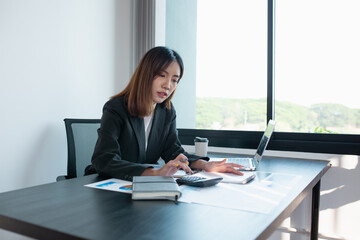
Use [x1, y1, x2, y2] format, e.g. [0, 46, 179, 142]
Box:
[64, 118, 101, 179]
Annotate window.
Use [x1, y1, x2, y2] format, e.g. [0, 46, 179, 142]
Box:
[166, 0, 268, 131]
[196, 0, 267, 131]
[275, 0, 360, 134]
[162, 0, 360, 155]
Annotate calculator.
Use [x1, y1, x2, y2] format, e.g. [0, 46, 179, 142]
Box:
[176, 176, 223, 187]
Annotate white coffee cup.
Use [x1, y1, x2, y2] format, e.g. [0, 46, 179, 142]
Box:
[194, 137, 209, 157]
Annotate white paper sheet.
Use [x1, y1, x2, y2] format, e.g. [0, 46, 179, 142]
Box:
[84, 172, 301, 215]
[178, 172, 301, 214]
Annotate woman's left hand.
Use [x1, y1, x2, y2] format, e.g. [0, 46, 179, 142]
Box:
[202, 159, 244, 175]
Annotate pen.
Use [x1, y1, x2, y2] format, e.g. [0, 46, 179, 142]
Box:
[242, 174, 256, 184]
[179, 158, 192, 174]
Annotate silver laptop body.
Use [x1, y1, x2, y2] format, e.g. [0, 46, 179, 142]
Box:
[226, 120, 276, 171]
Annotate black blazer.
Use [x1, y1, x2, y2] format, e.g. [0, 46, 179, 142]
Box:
[86, 96, 207, 181]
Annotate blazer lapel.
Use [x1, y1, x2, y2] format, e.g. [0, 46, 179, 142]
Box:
[128, 115, 146, 162]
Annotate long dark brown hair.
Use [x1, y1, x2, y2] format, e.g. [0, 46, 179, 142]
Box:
[112, 46, 184, 117]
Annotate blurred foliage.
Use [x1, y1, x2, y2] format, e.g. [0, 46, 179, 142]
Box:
[196, 98, 266, 130]
[314, 126, 338, 134]
[196, 97, 360, 134]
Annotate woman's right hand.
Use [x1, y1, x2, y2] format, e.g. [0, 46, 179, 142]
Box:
[158, 155, 193, 176]
[141, 154, 192, 176]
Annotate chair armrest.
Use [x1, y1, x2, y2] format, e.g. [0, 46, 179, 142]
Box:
[56, 175, 68, 181]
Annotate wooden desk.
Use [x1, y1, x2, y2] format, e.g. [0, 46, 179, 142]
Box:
[0, 157, 330, 240]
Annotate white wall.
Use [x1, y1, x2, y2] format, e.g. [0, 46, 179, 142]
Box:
[0, 0, 133, 239]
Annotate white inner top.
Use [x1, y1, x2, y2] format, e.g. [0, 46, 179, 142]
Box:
[144, 104, 156, 150]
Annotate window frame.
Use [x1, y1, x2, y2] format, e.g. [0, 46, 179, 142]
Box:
[177, 0, 360, 156]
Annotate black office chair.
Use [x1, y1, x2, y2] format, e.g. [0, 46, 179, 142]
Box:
[56, 118, 101, 181]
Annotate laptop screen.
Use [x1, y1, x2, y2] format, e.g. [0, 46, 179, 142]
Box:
[254, 120, 276, 162]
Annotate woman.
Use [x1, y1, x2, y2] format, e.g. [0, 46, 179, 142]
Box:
[86, 46, 243, 181]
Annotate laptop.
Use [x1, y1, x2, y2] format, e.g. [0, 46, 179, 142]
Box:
[225, 119, 276, 171]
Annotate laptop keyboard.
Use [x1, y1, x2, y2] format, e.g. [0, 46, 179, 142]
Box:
[226, 158, 252, 168]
